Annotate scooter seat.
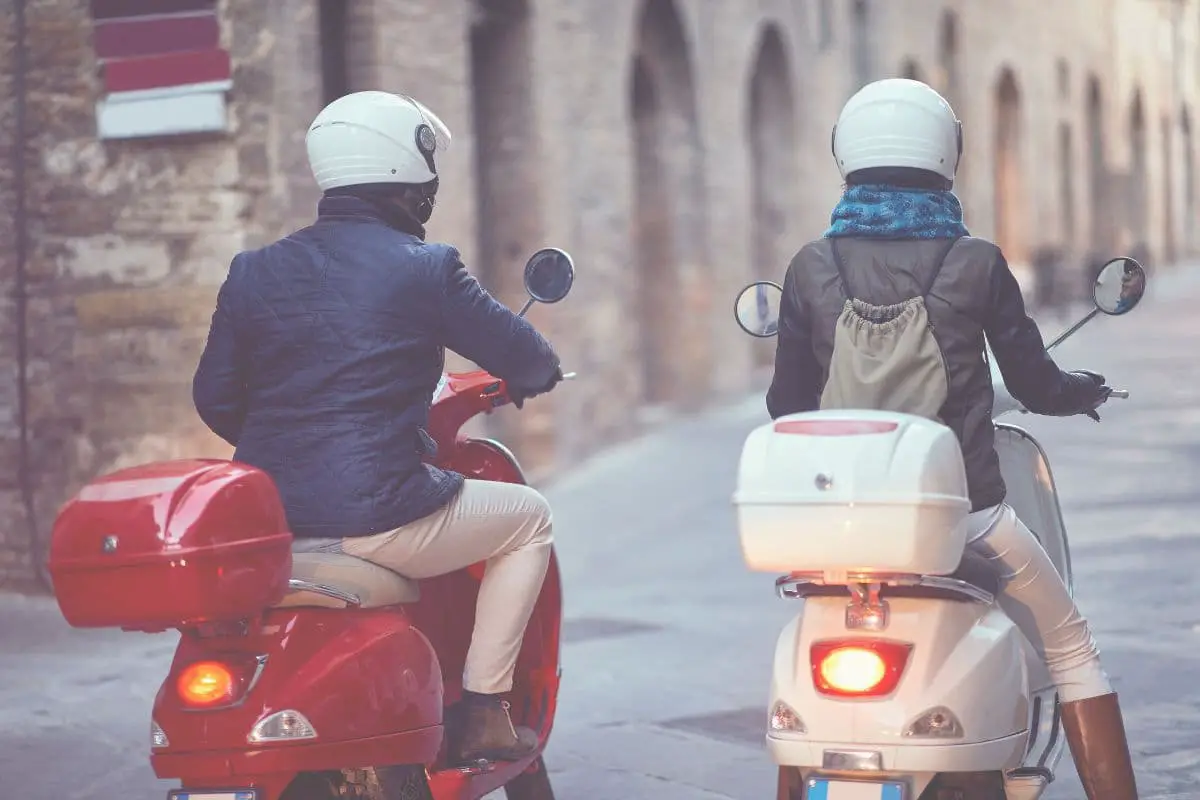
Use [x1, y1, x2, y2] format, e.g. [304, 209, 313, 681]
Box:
[946, 549, 1003, 597]
[274, 552, 422, 609]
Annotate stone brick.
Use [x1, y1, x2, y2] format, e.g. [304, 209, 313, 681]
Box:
[73, 285, 220, 332]
[1, 0, 1198, 588]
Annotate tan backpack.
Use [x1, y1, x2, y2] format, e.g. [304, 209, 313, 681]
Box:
[820, 238, 959, 422]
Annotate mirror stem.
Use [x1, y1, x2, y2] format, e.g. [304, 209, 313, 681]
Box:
[1046, 308, 1099, 351]
[517, 297, 535, 318]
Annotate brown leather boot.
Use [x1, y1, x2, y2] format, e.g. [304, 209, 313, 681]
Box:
[1061, 692, 1139, 800]
[449, 694, 538, 764]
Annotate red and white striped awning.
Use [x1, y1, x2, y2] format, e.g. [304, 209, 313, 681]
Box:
[91, 0, 231, 140]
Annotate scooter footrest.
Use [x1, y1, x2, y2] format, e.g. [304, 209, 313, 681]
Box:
[1007, 766, 1054, 783]
[456, 759, 495, 775]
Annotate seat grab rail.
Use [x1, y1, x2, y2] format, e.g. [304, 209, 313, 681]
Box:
[775, 571, 994, 605]
[287, 578, 362, 607]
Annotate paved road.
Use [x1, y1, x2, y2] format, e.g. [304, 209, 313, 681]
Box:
[3, 267, 1199, 799]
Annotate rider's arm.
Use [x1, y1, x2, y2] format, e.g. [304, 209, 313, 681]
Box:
[436, 249, 561, 392]
[193, 265, 249, 447]
[982, 249, 1081, 415]
[766, 262, 822, 418]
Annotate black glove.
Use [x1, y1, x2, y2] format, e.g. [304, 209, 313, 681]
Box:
[511, 366, 563, 410]
[1058, 369, 1112, 422]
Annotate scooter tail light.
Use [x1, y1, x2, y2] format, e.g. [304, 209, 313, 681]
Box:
[768, 700, 806, 734]
[151, 719, 169, 748]
[174, 655, 264, 709]
[810, 639, 912, 698]
[247, 709, 318, 743]
[904, 706, 964, 739]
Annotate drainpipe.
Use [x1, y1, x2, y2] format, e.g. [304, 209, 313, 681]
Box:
[12, 0, 49, 590]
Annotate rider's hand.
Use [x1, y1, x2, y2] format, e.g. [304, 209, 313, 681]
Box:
[1062, 369, 1113, 422]
[511, 366, 564, 410]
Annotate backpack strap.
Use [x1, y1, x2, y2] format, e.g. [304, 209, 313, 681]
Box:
[921, 237, 962, 297]
[829, 239, 856, 301]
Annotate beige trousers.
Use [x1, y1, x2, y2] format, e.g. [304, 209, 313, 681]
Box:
[342, 479, 554, 695]
[967, 504, 1112, 703]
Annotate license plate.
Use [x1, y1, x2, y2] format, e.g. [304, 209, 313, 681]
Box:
[805, 778, 905, 800]
[168, 791, 257, 800]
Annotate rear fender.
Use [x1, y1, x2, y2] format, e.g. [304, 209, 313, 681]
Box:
[153, 608, 442, 755]
[424, 438, 559, 758]
[770, 597, 1029, 751]
[407, 550, 564, 755]
[415, 437, 563, 754]
[441, 437, 528, 485]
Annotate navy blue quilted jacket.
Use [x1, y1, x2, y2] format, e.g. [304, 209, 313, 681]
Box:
[192, 195, 560, 539]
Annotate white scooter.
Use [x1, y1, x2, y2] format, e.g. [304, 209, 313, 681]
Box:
[731, 257, 1146, 800]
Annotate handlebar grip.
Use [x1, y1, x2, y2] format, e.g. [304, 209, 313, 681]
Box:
[561, 371, 577, 380]
[1109, 389, 1129, 399]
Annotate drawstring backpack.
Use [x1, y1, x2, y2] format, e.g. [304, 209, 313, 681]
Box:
[819, 238, 959, 421]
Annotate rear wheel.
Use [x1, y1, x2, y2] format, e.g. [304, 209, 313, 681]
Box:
[918, 771, 1006, 800]
[504, 756, 556, 800]
[280, 766, 433, 800]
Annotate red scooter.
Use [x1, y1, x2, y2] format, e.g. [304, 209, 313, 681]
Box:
[46, 248, 578, 800]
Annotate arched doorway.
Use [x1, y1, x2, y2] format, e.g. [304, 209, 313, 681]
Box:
[993, 68, 1026, 264]
[470, 0, 540, 307]
[816, 0, 834, 49]
[1086, 76, 1107, 248]
[317, 0, 349, 104]
[936, 12, 965, 195]
[851, 0, 871, 90]
[746, 24, 797, 365]
[1183, 107, 1195, 253]
[936, 12, 959, 103]
[469, 0, 547, 455]
[899, 58, 923, 82]
[628, 0, 703, 406]
[1162, 115, 1176, 262]
[1058, 122, 1076, 246]
[1129, 89, 1148, 253]
[1056, 59, 1070, 101]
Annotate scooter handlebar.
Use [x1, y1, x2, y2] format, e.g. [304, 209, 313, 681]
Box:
[561, 371, 578, 380]
[1109, 389, 1129, 399]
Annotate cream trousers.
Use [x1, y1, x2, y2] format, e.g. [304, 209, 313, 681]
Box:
[338, 479, 553, 695]
[967, 503, 1112, 703]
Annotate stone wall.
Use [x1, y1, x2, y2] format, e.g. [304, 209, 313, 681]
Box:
[1, 0, 1197, 588]
[0, 0, 325, 588]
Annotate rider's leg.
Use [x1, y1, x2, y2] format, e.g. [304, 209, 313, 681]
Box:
[342, 479, 553, 761]
[967, 504, 1138, 800]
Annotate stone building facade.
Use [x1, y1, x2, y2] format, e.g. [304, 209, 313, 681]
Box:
[1, 0, 1196, 588]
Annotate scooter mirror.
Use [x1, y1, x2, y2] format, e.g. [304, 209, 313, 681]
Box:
[1047, 255, 1148, 350]
[1092, 256, 1146, 316]
[735, 281, 783, 338]
[522, 248, 575, 305]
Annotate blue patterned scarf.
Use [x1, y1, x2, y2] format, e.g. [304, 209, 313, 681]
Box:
[824, 184, 970, 240]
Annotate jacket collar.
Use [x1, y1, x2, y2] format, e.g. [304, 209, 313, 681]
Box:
[317, 193, 426, 240]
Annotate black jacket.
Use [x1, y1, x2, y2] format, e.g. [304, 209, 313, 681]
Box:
[193, 195, 560, 538]
[767, 236, 1084, 511]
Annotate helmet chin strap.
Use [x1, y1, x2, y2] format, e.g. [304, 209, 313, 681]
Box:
[413, 177, 439, 224]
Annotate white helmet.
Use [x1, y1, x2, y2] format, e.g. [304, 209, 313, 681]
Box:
[832, 78, 962, 182]
[305, 91, 452, 191]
